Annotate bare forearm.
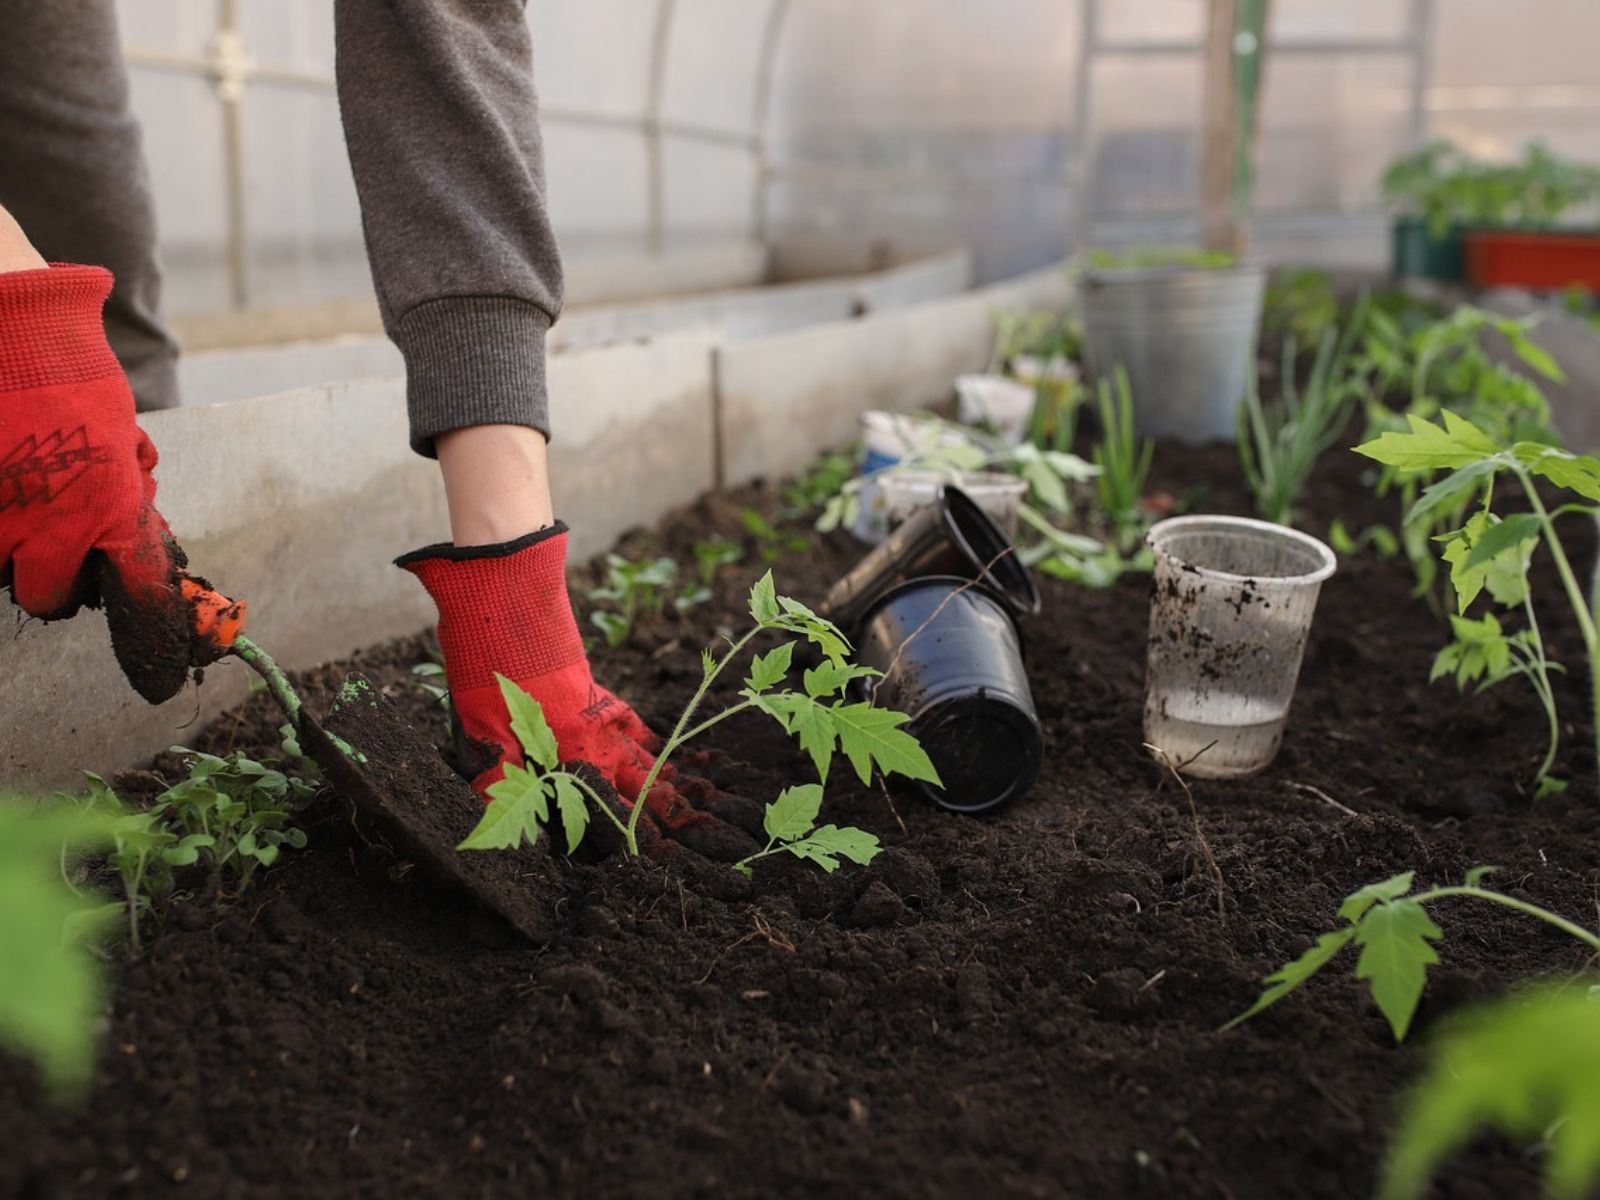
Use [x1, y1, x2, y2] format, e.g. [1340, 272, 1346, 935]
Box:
[0, 205, 47, 273]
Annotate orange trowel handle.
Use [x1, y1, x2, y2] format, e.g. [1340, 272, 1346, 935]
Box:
[181, 576, 248, 651]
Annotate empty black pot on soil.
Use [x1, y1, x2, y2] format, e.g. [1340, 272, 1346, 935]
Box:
[823, 484, 1041, 634]
[855, 576, 1042, 815]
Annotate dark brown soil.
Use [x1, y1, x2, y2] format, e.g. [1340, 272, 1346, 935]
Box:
[5, 441, 1600, 1200]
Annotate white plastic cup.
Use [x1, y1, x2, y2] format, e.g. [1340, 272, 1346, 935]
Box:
[955, 375, 1036, 446]
[1009, 355, 1079, 387]
[1143, 515, 1336, 778]
[879, 469, 1028, 538]
[853, 412, 974, 543]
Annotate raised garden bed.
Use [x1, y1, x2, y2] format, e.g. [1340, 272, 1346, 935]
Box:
[5, 428, 1598, 1197]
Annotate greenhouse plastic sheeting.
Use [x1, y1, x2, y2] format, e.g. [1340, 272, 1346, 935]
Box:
[98, 0, 1600, 318]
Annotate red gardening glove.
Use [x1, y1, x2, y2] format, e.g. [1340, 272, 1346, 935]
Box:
[398, 525, 727, 841]
[0, 265, 233, 702]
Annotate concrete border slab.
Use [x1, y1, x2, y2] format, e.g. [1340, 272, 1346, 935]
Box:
[716, 262, 1071, 487]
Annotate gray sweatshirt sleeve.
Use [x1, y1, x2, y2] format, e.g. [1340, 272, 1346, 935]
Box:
[334, 0, 564, 456]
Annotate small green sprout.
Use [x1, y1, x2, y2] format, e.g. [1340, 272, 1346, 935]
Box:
[65, 750, 313, 953]
[740, 508, 809, 564]
[692, 536, 745, 586]
[588, 553, 679, 647]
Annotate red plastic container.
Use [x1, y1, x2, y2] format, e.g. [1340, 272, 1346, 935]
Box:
[1464, 228, 1600, 290]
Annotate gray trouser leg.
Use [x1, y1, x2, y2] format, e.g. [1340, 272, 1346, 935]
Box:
[0, 0, 179, 411]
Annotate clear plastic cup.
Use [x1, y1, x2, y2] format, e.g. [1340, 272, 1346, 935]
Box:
[1143, 515, 1336, 778]
[955, 375, 1036, 446]
[879, 469, 1028, 538]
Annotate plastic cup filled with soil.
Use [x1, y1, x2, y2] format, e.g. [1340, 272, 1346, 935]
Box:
[1143, 514, 1335, 777]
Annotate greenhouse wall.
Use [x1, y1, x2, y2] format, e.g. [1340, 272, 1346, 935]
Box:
[111, 0, 1600, 329]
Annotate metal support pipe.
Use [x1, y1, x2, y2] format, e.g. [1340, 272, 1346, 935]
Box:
[1067, 0, 1099, 256]
[213, 0, 251, 309]
[750, 0, 794, 246]
[1407, 0, 1437, 150]
[644, 0, 678, 255]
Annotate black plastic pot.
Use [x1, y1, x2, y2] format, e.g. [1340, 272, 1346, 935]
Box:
[855, 576, 1042, 815]
[822, 484, 1041, 634]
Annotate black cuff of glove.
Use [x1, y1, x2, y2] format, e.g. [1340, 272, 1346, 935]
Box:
[394, 520, 568, 569]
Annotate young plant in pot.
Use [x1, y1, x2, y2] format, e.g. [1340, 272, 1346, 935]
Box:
[1077, 246, 1264, 444]
[1382, 139, 1600, 288]
[1381, 140, 1479, 283]
[1463, 142, 1600, 290]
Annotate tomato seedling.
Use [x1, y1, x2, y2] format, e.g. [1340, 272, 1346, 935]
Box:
[460, 572, 938, 862]
[1353, 304, 1564, 615]
[1380, 985, 1600, 1200]
[1356, 409, 1600, 789]
[1227, 867, 1600, 1042]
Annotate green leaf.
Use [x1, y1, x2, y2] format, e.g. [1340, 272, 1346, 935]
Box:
[749, 571, 779, 625]
[764, 783, 823, 842]
[550, 775, 589, 855]
[60, 902, 124, 948]
[1535, 775, 1569, 800]
[1222, 928, 1357, 1031]
[1355, 412, 1500, 472]
[1463, 865, 1498, 887]
[591, 611, 630, 648]
[830, 703, 942, 787]
[745, 643, 795, 693]
[0, 802, 116, 1096]
[771, 596, 850, 663]
[1439, 513, 1532, 613]
[161, 833, 216, 867]
[495, 675, 558, 770]
[1379, 988, 1600, 1200]
[1504, 326, 1567, 381]
[459, 764, 547, 850]
[1462, 512, 1542, 570]
[1354, 899, 1443, 1041]
[785, 824, 882, 873]
[1339, 872, 1416, 924]
[802, 661, 878, 700]
[1404, 459, 1499, 527]
[1021, 458, 1070, 513]
[1518, 445, 1600, 502]
[781, 696, 839, 781]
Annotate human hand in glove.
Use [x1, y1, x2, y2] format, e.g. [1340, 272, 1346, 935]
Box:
[0, 264, 243, 702]
[399, 524, 757, 859]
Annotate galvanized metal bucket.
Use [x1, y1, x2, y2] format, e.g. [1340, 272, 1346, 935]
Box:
[1078, 263, 1265, 443]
